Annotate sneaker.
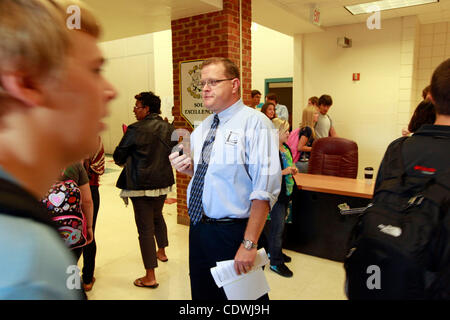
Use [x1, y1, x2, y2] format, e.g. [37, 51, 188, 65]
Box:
[270, 263, 293, 278]
[268, 252, 291, 263]
[282, 253, 292, 263]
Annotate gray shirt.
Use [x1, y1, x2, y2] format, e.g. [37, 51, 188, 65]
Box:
[315, 113, 332, 139]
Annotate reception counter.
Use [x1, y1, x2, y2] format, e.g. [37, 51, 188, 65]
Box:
[293, 173, 374, 199]
[284, 173, 374, 262]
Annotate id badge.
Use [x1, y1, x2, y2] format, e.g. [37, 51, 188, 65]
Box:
[225, 131, 239, 146]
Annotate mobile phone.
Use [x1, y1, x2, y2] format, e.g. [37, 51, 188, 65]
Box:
[173, 144, 183, 156]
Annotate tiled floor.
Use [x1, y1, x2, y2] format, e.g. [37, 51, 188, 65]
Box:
[81, 156, 347, 300]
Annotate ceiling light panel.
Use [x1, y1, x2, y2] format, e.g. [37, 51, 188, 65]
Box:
[345, 0, 439, 15]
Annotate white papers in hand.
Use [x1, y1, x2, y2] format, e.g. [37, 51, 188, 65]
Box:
[210, 248, 270, 300]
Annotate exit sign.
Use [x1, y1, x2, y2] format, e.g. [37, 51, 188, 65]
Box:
[311, 6, 321, 26]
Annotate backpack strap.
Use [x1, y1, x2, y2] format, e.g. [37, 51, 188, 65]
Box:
[376, 137, 409, 192]
[422, 169, 450, 208]
[0, 177, 58, 230]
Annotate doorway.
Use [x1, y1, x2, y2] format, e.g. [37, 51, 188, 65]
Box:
[265, 78, 293, 129]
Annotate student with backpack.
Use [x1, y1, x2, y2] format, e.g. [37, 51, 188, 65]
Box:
[81, 137, 105, 292]
[42, 162, 94, 255]
[345, 58, 450, 300]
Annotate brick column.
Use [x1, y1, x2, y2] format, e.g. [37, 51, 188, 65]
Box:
[171, 0, 252, 225]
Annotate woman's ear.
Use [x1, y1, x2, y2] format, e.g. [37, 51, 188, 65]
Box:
[0, 72, 45, 107]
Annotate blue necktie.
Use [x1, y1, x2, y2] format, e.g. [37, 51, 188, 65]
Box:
[188, 114, 220, 225]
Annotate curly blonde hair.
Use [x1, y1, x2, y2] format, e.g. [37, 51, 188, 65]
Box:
[272, 118, 290, 133]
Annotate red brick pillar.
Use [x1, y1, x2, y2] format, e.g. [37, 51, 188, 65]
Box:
[171, 0, 252, 225]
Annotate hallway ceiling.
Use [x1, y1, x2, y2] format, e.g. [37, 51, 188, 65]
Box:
[266, 0, 450, 34]
[85, 0, 222, 41]
[82, 0, 450, 41]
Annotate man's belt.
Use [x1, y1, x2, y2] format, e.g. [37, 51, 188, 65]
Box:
[200, 216, 248, 224]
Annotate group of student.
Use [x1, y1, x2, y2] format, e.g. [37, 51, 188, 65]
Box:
[250, 91, 337, 174]
[246, 92, 338, 279]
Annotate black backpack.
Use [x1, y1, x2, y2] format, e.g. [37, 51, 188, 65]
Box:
[344, 137, 450, 300]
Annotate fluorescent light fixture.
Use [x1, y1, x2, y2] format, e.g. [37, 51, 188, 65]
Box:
[345, 0, 439, 15]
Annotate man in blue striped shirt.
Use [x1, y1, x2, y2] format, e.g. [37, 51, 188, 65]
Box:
[170, 57, 281, 300]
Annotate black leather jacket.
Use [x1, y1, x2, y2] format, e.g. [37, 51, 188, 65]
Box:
[113, 113, 176, 190]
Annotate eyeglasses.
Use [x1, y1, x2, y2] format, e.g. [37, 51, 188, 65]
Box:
[133, 106, 145, 110]
[199, 78, 235, 87]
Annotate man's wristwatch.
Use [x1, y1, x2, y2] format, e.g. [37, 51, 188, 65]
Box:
[242, 239, 257, 250]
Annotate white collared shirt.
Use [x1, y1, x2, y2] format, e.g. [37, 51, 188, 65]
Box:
[187, 99, 282, 219]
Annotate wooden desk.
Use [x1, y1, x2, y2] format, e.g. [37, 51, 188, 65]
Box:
[285, 174, 374, 262]
[293, 173, 374, 199]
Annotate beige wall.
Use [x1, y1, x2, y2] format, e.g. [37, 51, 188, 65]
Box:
[251, 23, 294, 96]
[293, 16, 429, 179]
[153, 30, 175, 123]
[414, 21, 450, 107]
[99, 32, 173, 154]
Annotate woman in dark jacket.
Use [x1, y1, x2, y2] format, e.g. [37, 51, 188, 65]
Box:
[113, 91, 176, 289]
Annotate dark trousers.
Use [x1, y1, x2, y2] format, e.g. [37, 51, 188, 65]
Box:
[189, 220, 269, 301]
[263, 201, 287, 266]
[130, 195, 168, 269]
[82, 185, 100, 284]
[72, 185, 100, 284]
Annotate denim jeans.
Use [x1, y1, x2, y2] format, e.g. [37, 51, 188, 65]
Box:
[264, 201, 287, 266]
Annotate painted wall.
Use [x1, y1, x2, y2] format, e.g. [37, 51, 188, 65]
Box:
[99, 32, 174, 154]
[414, 21, 450, 107]
[251, 23, 294, 97]
[293, 17, 425, 179]
[154, 30, 175, 124]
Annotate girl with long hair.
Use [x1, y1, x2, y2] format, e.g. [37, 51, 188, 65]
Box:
[295, 105, 319, 173]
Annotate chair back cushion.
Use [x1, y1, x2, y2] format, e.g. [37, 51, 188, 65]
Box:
[308, 137, 358, 178]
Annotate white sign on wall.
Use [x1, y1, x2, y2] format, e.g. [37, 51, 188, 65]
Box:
[180, 59, 212, 128]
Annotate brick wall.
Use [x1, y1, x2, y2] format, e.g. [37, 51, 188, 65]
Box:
[171, 0, 252, 225]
